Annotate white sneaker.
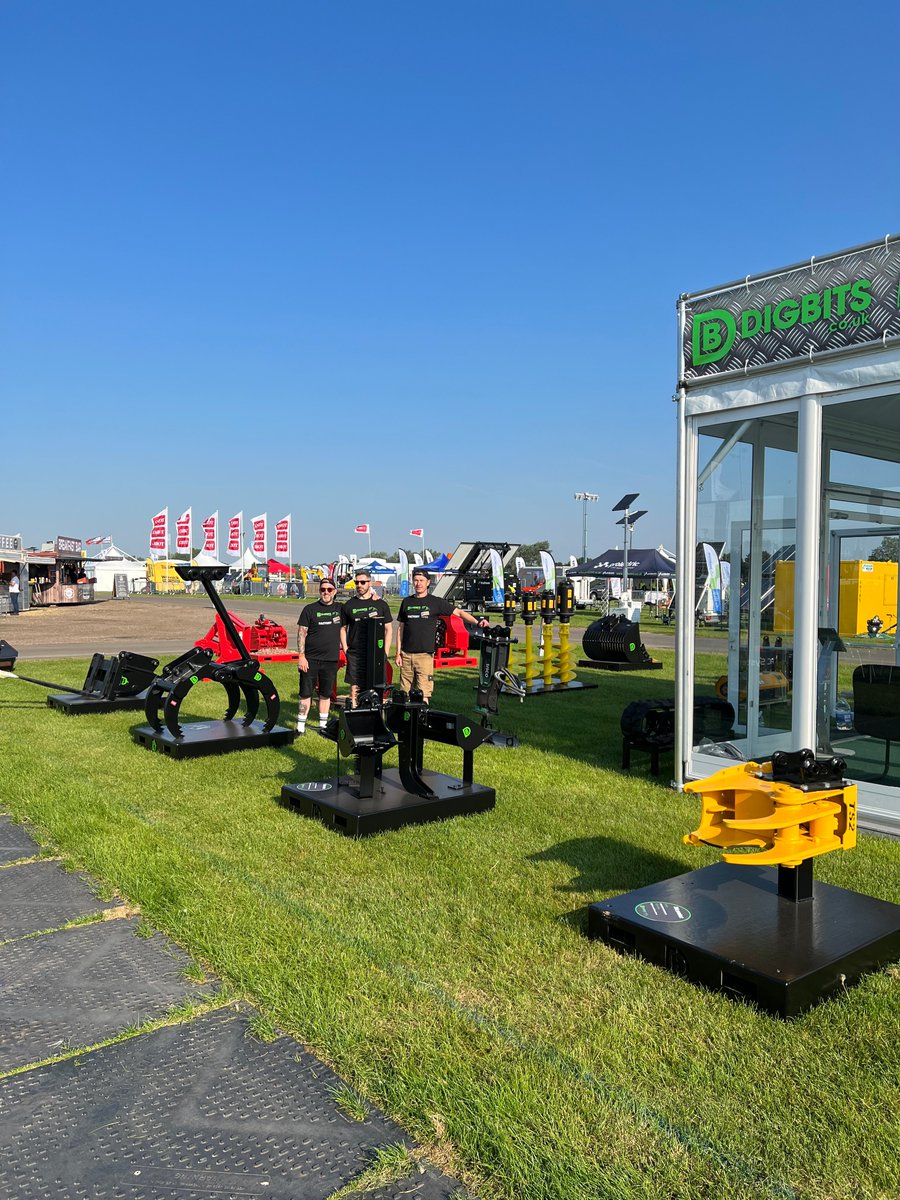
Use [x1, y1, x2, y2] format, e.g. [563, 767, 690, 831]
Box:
[296, 719, 306, 734]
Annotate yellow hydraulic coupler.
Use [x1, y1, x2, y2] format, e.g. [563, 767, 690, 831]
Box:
[683, 755, 857, 868]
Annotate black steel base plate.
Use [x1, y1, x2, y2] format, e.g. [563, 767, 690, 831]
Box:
[577, 658, 663, 671]
[132, 720, 295, 759]
[587, 862, 900, 1017]
[282, 767, 495, 836]
[48, 690, 149, 715]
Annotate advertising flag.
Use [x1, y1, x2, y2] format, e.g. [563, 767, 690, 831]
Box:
[489, 548, 504, 606]
[275, 515, 290, 557]
[251, 513, 267, 558]
[409, 528, 423, 538]
[398, 548, 410, 598]
[85, 534, 109, 546]
[227, 512, 242, 556]
[514, 556, 525, 572]
[175, 508, 192, 553]
[201, 512, 218, 555]
[149, 508, 168, 554]
[539, 550, 556, 592]
[355, 524, 369, 534]
[702, 543, 722, 614]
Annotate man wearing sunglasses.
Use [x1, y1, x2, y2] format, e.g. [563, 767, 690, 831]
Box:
[295, 577, 342, 733]
[340, 569, 393, 707]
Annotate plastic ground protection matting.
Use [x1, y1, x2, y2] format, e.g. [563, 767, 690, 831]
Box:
[0, 820, 471, 1199]
[0, 815, 42, 865]
[0, 918, 218, 1072]
[0, 1008, 469, 1200]
[0, 858, 121, 941]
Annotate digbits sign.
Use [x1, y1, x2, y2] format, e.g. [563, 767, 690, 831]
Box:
[682, 237, 900, 382]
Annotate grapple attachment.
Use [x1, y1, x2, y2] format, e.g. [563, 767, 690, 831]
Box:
[684, 754, 857, 868]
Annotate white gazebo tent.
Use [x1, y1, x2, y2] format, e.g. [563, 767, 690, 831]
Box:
[676, 234, 900, 836]
[89, 542, 148, 594]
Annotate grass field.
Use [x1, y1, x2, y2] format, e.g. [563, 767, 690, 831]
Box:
[2, 651, 899, 1200]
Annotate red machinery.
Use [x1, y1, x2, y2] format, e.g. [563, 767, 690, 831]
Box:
[195, 612, 300, 664]
[434, 614, 478, 670]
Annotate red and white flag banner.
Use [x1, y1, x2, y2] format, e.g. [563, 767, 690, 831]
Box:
[227, 512, 242, 556]
[409, 528, 423, 538]
[85, 534, 109, 545]
[251, 513, 267, 557]
[202, 512, 218, 555]
[149, 508, 168, 553]
[175, 508, 192, 553]
[275, 515, 290, 557]
[355, 523, 369, 534]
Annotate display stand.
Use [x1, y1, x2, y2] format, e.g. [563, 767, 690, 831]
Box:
[588, 751, 900, 1016]
[132, 565, 294, 759]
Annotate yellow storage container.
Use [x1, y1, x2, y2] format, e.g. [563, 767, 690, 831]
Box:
[774, 559, 897, 636]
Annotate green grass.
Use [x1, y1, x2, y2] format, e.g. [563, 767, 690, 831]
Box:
[2, 654, 900, 1200]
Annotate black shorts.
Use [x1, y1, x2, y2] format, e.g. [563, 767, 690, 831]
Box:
[344, 652, 367, 687]
[298, 659, 338, 700]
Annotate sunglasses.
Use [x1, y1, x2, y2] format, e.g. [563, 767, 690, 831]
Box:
[355, 579, 370, 585]
[320, 587, 335, 593]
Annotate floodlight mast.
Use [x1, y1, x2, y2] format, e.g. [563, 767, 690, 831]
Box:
[612, 493, 645, 597]
[573, 492, 599, 563]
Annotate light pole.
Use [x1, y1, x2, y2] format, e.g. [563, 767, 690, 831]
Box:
[612, 493, 646, 598]
[573, 492, 598, 562]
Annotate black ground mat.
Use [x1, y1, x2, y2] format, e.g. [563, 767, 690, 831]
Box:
[0, 918, 215, 1072]
[0, 1008, 412, 1199]
[0, 859, 119, 940]
[0, 814, 40, 864]
[348, 1164, 472, 1199]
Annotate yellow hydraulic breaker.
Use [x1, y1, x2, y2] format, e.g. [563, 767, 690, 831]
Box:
[684, 753, 856, 868]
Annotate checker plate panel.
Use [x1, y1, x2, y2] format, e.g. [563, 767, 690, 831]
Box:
[0, 918, 215, 1071]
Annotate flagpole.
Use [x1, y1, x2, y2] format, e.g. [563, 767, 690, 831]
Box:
[368, 528, 372, 557]
[421, 531, 425, 559]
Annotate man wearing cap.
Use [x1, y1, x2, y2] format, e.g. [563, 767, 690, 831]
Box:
[396, 567, 489, 703]
[340, 569, 393, 707]
[295, 577, 342, 733]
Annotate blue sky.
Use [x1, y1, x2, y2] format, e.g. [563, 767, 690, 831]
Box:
[2, 1, 899, 564]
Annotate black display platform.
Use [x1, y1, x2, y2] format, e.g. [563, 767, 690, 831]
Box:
[48, 690, 149, 715]
[132, 719, 295, 759]
[587, 862, 900, 1018]
[577, 658, 663, 672]
[282, 767, 495, 836]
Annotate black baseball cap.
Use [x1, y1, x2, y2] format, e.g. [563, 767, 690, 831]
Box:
[412, 566, 431, 579]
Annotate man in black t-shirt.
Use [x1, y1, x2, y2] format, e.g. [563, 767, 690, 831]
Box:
[296, 577, 342, 733]
[396, 567, 489, 702]
[340, 568, 393, 707]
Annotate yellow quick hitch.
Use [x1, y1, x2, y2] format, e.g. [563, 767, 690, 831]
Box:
[684, 757, 857, 868]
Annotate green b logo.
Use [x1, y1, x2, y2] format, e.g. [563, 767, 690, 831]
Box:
[462, 725, 471, 738]
[190, 675, 199, 684]
[692, 308, 736, 366]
